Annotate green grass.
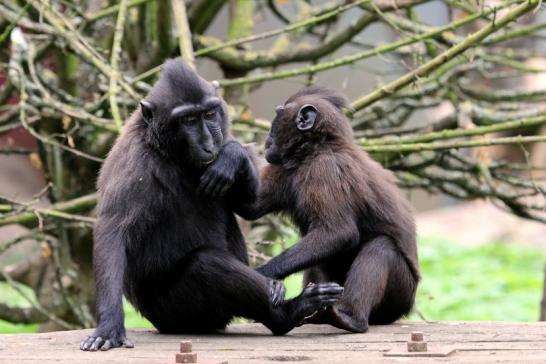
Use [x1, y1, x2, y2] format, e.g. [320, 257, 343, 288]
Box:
[124, 302, 152, 328]
[0, 282, 38, 333]
[1, 235, 545, 333]
[410, 236, 545, 321]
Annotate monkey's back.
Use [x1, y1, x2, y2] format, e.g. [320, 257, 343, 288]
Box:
[286, 143, 419, 280]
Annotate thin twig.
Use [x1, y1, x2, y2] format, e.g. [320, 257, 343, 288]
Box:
[351, 0, 540, 111]
[109, 0, 129, 129]
[218, 2, 514, 87]
[171, 0, 195, 68]
[362, 134, 546, 153]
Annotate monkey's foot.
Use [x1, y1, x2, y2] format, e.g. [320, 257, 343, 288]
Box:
[330, 307, 369, 333]
[301, 306, 368, 333]
[80, 334, 134, 351]
[269, 279, 286, 306]
[299, 306, 331, 325]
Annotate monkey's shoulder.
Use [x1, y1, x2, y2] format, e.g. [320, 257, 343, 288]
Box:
[291, 149, 398, 212]
[294, 149, 368, 185]
[97, 142, 190, 216]
[98, 128, 148, 182]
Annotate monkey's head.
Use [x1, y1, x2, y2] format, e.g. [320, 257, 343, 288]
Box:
[265, 87, 352, 165]
[139, 60, 228, 167]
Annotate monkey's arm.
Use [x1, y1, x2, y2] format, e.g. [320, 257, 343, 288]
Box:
[226, 142, 261, 205]
[233, 193, 277, 220]
[257, 221, 359, 279]
[198, 140, 256, 198]
[80, 227, 132, 351]
[233, 165, 283, 220]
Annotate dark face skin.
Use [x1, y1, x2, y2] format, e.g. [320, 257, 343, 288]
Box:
[264, 133, 280, 165]
[170, 97, 224, 165]
[265, 103, 318, 165]
[140, 96, 224, 167]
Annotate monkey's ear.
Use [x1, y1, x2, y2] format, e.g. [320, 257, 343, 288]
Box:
[296, 104, 318, 131]
[140, 100, 155, 125]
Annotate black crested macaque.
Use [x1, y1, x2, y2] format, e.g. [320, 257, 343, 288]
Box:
[237, 87, 420, 333]
[80, 62, 343, 351]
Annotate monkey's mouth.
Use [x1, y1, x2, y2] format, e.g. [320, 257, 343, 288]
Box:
[201, 156, 217, 165]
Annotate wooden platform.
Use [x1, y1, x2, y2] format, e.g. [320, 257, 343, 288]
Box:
[1, 321, 546, 363]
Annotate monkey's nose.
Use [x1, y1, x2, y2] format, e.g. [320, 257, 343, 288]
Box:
[202, 147, 213, 154]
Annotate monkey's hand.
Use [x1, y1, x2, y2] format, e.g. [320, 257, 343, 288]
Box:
[198, 141, 244, 198]
[80, 328, 134, 351]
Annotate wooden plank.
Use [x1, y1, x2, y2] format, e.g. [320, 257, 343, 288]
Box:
[1, 321, 546, 364]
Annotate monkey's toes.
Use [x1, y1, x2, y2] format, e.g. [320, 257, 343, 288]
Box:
[269, 279, 286, 306]
[305, 282, 344, 297]
[80, 334, 133, 351]
[80, 336, 105, 351]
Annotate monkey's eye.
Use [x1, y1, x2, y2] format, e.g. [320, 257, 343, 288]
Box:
[183, 115, 198, 124]
[203, 109, 217, 121]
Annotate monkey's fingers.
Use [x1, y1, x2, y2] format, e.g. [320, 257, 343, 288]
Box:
[80, 336, 105, 351]
[197, 166, 221, 195]
[269, 280, 286, 306]
[209, 177, 228, 197]
[303, 282, 344, 303]
[198, 169, 233, 197]
[209, 171, 235, 197]
[214, 179, 233, 198]
[122, 338, 134, 348]
[100, 340, 113, 351]
[80, 336, 92, 350]
[98, 337, 133, 351]
[80, 334, 133, 351]
[295, 284, 343, 320]
[197, 171, 215, 195]
[90, 337, 106, 351]
[80, 336, 98, 351]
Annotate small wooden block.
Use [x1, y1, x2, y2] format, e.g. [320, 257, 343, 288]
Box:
[410, 331, 424, 341]
[407, 341, 427, 352]
[180, 340, 192, 353]
[384, 346, 455, 357]
[176, 352, 197, 363]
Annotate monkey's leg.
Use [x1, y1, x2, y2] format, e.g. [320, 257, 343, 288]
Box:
[322, 236, 416, 333]
[303, 267, 330, 285]
[157, 249, 343, 335]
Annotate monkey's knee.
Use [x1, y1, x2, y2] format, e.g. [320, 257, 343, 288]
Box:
[340, 236, 416, 327]
[369, 259, 417, 325]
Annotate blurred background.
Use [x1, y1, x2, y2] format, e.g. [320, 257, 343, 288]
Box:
[1, 0, 546, 333]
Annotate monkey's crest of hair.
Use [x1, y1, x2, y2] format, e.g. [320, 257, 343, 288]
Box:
[287, 86, 349, 112]
[146, 59, 216, 109]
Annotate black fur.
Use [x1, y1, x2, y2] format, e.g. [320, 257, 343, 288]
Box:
[80, 62, 343, 351]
